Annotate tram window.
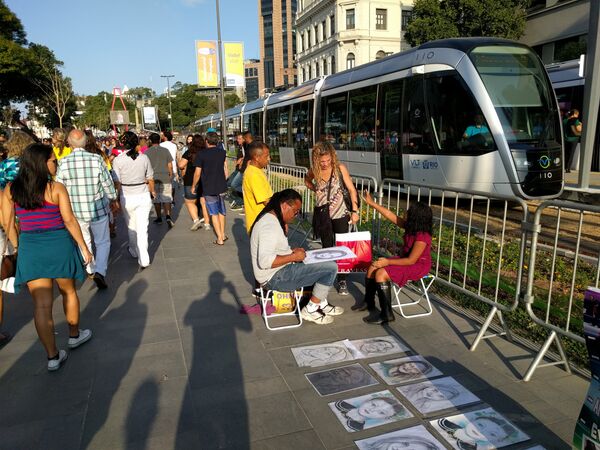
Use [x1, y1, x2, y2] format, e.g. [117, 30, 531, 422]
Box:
[425, 73, 496, 155]
[378, 80, 403, 178]
[348, 86, 377, 151]
[402, 76, 435, 155]
[266, 108, 280, 162]
[278, 106, 290, 148]
[292, 100, 313, 167]
[321, 94, 348, 150]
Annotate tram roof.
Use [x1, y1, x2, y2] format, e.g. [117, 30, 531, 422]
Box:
[226, 104, 244, 117]
[244, 97, 266, 114]
[265, 79, 320, 107]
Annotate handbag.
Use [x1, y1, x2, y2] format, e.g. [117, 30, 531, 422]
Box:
[312, 175, 333, 241]
[0, 254, 16, 280]
[338, 169, 360, 214]
[335, 226, 372, 273]
[272, 291, 296, 314]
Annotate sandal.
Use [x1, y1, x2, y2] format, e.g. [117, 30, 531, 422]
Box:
[213, 240, 224, 246]
[0, 331, 12, 349]
[223, 236, 229, 242]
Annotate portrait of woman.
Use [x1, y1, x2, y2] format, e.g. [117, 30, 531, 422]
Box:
[398, 376, 480, 414]
[329, 390, 412, 432]
[370, 355, 443, 385]
[292, 342, 353, 367]
[306, 363, 378, 396]
[351, 336, 408, 358]
[355, 425, 445, 450]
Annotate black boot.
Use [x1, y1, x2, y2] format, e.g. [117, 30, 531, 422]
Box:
[352, 278, 376, 311]
[363, 282, 395, 324]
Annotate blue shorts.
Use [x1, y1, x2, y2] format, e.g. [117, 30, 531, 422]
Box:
[204, 194, 226, 216]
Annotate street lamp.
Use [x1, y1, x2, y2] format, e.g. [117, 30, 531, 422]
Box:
[215, 0, 227, 139]
[161, 74, 175, 131]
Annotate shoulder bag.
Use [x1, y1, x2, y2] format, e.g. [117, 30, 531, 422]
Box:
[312, 175, 333, 241]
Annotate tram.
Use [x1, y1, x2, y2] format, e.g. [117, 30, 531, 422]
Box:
[195, 38, 564, 199]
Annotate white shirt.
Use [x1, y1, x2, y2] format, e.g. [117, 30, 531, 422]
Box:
[160, 141, 178, 168]
[112, 153, 154, 196]
[250, 213, 292, 285]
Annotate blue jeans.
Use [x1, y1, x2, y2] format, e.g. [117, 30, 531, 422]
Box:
[264, 261, 337, 302]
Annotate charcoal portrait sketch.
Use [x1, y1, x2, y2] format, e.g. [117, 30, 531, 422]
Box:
[292, 341, 354, 368]
[306, 363, 379, 396]
[397, 376, 481, 414]
[355, 425, 445, 450]
[370, 355, 442, 385]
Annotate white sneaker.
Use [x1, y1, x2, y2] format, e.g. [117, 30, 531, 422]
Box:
[190, 219, 203, 231]
[68, 329, 92, 349]
[320, 303, 344, 316]
[301, 308, 334, 324]
[203, 223, 211, 230]
[47, 349, 68, 371]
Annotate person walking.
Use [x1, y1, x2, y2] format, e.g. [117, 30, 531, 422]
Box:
[242, 141, 272, 233]
[112, 132, 155, 269]
[179, 134, 210, 230]
[145, 133, 174, 228]
[52, 128, 72, 162]
[2, 143, 93, 371]
[161, 131, 179, 185]
[191, 131, 228, 245]
[564, 109, 582, 173]
[304, 142, 359, 295]
[56, 130, 118, 289]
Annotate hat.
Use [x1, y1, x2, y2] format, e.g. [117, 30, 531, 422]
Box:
[207, 127, 216, 133]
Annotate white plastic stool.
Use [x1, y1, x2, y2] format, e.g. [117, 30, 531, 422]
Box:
[391, 275, 435, 318]
[259, 287, 304, 331]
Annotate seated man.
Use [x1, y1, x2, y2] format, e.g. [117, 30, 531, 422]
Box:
[250, 189, 344, 325]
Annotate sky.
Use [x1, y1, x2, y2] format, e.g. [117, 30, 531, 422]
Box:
[6, 0, 259, 96]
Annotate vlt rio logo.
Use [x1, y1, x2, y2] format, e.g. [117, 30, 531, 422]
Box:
[538, 155, 551, 169]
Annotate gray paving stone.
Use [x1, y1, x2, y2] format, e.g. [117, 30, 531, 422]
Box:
[251, 429, 326, 450]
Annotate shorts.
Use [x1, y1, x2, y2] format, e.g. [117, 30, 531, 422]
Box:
[204, 194, 226, 216]
[183, 185, 199, 200]
[153, 181, 173, 204]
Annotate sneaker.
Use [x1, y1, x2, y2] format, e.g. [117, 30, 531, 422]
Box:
[190, 219, 203, 231]
[301, 308, 334, 325]
[337, 280, 349, 296]
[47, 349, 68, 372]
[320, 303, 344, 316]
[93, 272, 108, 289]
[128, 246, 138, 259]
[203, 223, 211, 231]
[153, 217, 163, 224]
[68, 329, 92, 349]
[230, 203, 243, 211]
[166, 216, 174, 228]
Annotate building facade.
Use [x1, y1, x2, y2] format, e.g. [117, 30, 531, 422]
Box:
[258, 0, 298, 91]
[244, 59, 263, 102]
[521, 0, 590, 64]
[295, 0, 414, 85]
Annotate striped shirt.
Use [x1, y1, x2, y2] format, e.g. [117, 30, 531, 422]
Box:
[55, 148, 117, 222]
[16, 201, 64, 232]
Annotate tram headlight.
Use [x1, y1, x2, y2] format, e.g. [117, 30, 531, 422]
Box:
[510, 151, 531, 170]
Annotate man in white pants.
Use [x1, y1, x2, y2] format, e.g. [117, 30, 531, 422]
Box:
[56, 130, 118, 289]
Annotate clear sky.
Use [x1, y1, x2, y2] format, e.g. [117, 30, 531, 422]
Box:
[6, 0, 259, 96]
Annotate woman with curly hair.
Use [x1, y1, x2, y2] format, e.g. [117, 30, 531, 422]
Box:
[358, 193, 433, 324]
[52, 128, 72, 161]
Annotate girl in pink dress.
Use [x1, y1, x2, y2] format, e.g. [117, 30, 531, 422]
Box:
[358, 192, 433, 324]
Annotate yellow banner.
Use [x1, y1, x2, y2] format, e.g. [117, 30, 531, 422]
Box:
[224, 42, 245, 88]
[195, 40, 218, 87]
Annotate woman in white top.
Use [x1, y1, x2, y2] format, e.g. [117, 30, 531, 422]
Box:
[112, 132, 155, 268]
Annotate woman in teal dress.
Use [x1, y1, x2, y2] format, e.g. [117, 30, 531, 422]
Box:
[2, 143, 94, 371]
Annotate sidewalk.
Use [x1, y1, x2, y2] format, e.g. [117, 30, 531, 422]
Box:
[0, 193, 587, 450]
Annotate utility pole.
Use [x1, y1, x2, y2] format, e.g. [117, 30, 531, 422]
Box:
[161, 74, 175, 131]
[215, 0, 227, 140]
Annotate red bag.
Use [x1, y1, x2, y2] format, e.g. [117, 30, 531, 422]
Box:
[335, 231, 372, 273]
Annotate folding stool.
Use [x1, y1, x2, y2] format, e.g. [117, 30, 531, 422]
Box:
[391, 275, 435, 318]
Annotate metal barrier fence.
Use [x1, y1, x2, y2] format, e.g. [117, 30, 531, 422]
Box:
[376, 179, 530, 354]
[521, 200, 600, 381]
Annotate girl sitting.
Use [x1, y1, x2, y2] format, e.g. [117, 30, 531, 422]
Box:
[358, 192, 433, 324]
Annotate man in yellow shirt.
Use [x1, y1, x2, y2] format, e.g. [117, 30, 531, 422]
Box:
[242, 142, 272, 234]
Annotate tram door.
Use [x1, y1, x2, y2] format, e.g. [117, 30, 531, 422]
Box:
[378, 79, 405, 179]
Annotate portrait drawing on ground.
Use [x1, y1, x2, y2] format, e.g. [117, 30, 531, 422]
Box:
[349, 336, 409, 359]
[370, 355, 443, 385]
[328, 390, 413, 432]
[431, 407, 530, 450]
[397, 376, 481, 415]
[291, 341, 354, 368]
[355, 424, 446, 450]
[306, 363, 379, 396]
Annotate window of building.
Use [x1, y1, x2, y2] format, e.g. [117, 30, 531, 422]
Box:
[307, 28, 311, 48]
[323, 58, 328, 75]
[376, 9, 387, 30]
[375, 50, 386, 60]
[346, 8, 355, 30]
[330, 15, 335, 34]
[346, 53, 355, 70]
[401, 9, 412, 29]
[322, 20, 327, 39]
[315, 25, 319, 44]
[300, 33, 304, 52]
[331, 54, 336, 74]
[316, 60, 320, 77]
[302, 67, 306, 82]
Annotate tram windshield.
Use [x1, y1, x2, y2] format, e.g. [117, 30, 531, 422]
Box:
[469, 45, 560, 147]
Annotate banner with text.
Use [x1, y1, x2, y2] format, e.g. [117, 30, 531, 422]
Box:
[224, 42, 245, 88]
[195, 40, 218, 87]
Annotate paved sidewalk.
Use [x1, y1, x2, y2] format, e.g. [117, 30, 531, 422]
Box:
[0, 194, 588, 450]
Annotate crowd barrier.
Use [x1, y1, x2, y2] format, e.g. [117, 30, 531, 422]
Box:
[262, 163, 600, 381]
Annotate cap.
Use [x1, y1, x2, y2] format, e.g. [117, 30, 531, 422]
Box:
[207, 127, 216, 133]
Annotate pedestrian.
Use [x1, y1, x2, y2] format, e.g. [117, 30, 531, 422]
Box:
[2, 143, 93, 371]
[145, 133, 174, 228]
[242, 141, 272, 233]
[182, 134, 193, 157]
[0, 130, 36, 189]
[191, 131, 228, 245]
[250, 189, 344, 325]
[179, 134, 210, 230]
[304, 142, 359, 296]
[112, 131, 155, 269]
[160, 131, 179, 184]
[52, 128, 72, 161]
[228, 132, 245, 210]
[564, 109, 582, 173]
[359, 193, 433, 324]
[55, 130, 118, 289]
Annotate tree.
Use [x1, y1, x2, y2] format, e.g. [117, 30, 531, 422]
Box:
[32, 65, 73, 128]
[405, 0, 530, 47]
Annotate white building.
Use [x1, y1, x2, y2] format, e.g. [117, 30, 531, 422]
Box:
[295, 0, 414, 85]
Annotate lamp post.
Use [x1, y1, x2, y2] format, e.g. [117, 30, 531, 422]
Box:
[161, 74, 175, 131]
[215, 0, 227, 138]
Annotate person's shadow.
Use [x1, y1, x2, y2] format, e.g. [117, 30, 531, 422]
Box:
[175, 271, 252, 449]
[125, 377, 158, 448]
[232, 218, 253, 285]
